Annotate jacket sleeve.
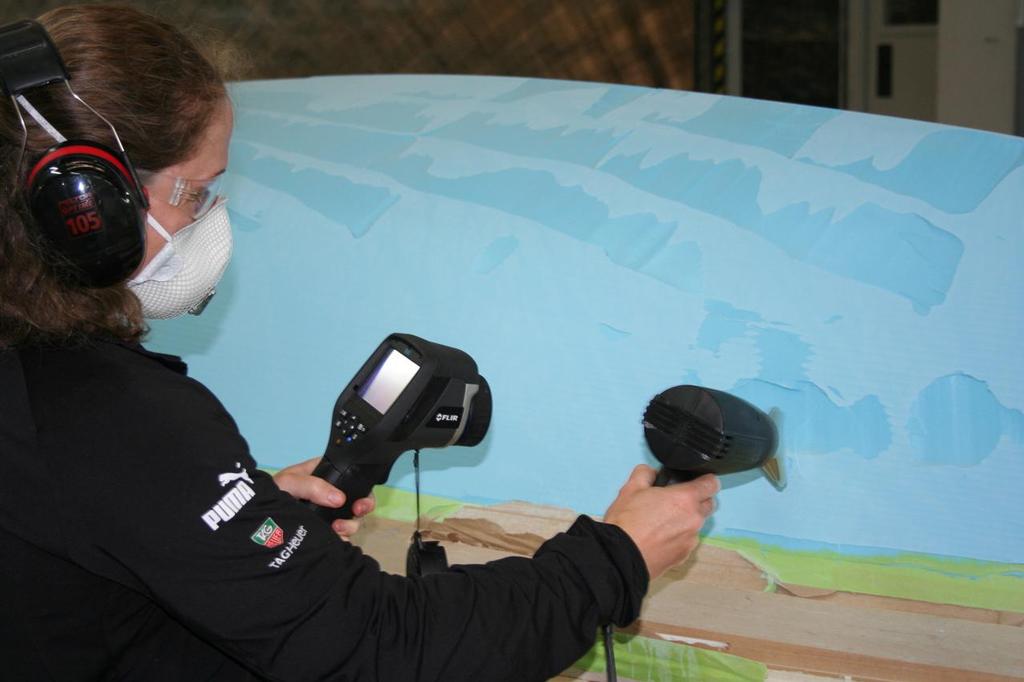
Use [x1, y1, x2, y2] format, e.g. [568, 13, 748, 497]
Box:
[56, 369, 649, 682]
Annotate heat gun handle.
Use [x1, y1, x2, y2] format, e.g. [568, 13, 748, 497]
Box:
[308, 456, 386, 522]
[653, 467, 702, 487]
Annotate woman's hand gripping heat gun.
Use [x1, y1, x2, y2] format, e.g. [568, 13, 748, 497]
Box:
[603, 465, 719, 579]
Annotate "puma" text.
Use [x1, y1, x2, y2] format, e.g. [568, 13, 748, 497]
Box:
[201, 480, 256, 530]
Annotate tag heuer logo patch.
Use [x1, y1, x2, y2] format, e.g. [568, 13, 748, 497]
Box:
[251, 518, 285, 548]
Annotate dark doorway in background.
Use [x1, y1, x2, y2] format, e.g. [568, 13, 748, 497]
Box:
[741, 0, 845, 108]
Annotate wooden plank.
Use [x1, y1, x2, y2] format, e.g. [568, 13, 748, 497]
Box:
[353, 511, 1024, 681]
[423, 503, 1022, 625]
[632, 585, 1024, 681]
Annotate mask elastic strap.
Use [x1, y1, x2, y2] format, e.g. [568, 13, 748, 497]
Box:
[15, 94, 66, 143]
[146, 213, 173, 243]
[11, 93, 64, 176]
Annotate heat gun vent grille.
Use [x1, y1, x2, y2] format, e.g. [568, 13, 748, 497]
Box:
[644, 399, 728, 458]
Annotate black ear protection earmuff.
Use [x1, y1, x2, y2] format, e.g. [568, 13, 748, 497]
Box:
[0, 19, 148, 288]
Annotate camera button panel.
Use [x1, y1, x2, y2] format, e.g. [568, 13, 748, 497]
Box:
[334, 409, 367, 445]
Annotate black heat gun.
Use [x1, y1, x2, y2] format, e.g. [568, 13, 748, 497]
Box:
[643, 384, 785, 489]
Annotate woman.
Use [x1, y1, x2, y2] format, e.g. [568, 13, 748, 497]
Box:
[0, 5, 718, 680]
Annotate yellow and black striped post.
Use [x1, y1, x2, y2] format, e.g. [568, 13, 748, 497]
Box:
[710, 0, 727, 93]
[696, 0, 728, 94]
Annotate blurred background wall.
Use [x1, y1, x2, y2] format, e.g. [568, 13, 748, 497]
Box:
[0, 0, 698, 87]
[1, 0, 1020, 135]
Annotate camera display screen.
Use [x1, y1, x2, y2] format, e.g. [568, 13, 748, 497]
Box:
[359, 349, 420, 414]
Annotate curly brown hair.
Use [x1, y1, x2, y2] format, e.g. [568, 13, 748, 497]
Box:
[0, 4, 227, 348]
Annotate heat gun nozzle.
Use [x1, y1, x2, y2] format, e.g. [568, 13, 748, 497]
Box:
[759, 408, 787, 491]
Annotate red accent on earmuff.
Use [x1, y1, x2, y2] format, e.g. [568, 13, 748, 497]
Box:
[26, 143, 135, 189]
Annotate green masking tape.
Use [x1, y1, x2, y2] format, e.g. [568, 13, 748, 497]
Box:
[705, 536, 1024, 614]
[573, 630, 766, 681]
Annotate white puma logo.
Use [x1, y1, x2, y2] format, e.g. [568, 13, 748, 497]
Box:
[218, 463, 254, 487]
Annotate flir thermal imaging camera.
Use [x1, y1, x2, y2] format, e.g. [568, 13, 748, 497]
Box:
[310, 333, 491, 522]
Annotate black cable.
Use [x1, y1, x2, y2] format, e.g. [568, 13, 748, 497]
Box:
[603, 623, 617, 682]
[413, 448, 421, 532]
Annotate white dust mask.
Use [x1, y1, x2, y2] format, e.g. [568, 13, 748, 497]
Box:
[128, 199, 233, 319]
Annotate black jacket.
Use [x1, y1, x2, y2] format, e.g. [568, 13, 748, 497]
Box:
[0, 340, 647, 681]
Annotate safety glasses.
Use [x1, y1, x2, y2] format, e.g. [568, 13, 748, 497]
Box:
[139, 170, 225, 219]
